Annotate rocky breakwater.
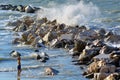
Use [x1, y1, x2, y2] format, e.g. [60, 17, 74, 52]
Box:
[0, 4, 41, 13]
[7, 16, 120, 79]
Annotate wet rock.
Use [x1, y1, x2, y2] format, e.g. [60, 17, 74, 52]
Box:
[14, 23, 27, 32]
[94, 73, 108, 80]
[10, 50, 21, 57]
[96, 28, 106, 39]
[78, 48, 99, 63]
[12, 38, 21, 44]
[37, 54, 46, 62]
[57, 23, 65, 30]
[105, 34, 120, 43]
[59, 33, 73, 41]
[104, 73, 120, 80]
[40, 52, 49, 60]
[21, 29, 31, 42]
[109, 51, 120, 67]
[22, 16, 34, 26]
[93, 54, 110, 62]
[36, 17, 48, 26]
[16, 5, 25, 12]
[31, 36, 45, 47]
[75, 29, 98, 41]
[99, 65, 116, 73]
[43, 30, 57, 42]
[0, 4, 40, 13]
[30, 52, 48, 62]
[105, 31, 114, 37]
[92, 39, 105, 47]
[86, 60, 106, 74]
[7, 20, 22, 27]
[72, 40, 86, 56]
[44, 67, 59, 76]
[99, 45, 119, 54]
[25, 5, 35, 13]
[25, 33, 36, 45]
[85, 73, 94, 79]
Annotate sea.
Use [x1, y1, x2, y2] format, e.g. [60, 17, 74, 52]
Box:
[0, 0, 120, 80]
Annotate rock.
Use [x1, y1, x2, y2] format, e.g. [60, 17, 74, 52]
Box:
[14, 23, 27, 32]
[72, 40, 86, 56]
[12, 38, 21, 44]
[109, 53, 120, 67]
[104, 73, 119, 80]
[57, 23, 65, 30]
[40, 52, 49, 60]
[78, 48, 99, 63]
[99, 45, 119, 54]
[105, 31, 114, 37]
[96, 28, 106, 39]
[86, 60, 106, 74]
[22, 16, 34, 26]
[16, 5, 24, 12]
[25, 33, 36, 45]
[10, 50, 21, 57]
[7, 20, 22, 27]
[93, 54, 110, 62]
[30, 51, 49, 62]
[105, 34, 120, 43]
[94, 73, 108, 80]
[44, 67, 59, 76]
[21, 29, 31, 42]
[92, 39, 105, 47]
[31, 36, 44, 47]
[75, 29, 98, 41]
[59, 33, 73, 41]
[36, 17, 47, 26]
[43, 30, 57, 42]
[99, 65, 116, 73]
[85, 73, 94, 79]
[25, 5, 35, 13]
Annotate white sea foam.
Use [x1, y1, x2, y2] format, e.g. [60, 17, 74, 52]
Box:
[37, 1, 101, 26]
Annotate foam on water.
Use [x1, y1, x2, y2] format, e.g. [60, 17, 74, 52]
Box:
[37, 1, 101, 26]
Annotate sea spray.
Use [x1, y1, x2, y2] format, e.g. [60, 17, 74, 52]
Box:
[37, 1, 101, 26]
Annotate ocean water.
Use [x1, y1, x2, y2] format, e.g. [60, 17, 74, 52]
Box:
[0, 0, 120, 80]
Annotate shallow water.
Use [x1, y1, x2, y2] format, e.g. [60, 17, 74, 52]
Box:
[0, 0, 120, 80]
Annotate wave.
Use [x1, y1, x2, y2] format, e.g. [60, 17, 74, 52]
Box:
[0, 64, 61, 72]
[37, 1, 101, 26]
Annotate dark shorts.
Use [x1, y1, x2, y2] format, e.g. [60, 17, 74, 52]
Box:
[17, 65, 21, 70]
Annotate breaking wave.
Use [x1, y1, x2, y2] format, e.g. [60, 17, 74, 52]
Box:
[37, 1, 101, 26]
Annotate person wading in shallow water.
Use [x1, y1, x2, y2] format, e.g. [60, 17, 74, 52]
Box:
[17, 54, 21, 77]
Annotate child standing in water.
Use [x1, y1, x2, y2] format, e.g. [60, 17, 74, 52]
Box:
[17, 54, 21, 77]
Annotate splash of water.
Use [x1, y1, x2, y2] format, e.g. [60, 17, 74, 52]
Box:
[37, 1, 101, 26]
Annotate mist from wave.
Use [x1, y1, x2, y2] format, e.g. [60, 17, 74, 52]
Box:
[37, 1, 101, 26]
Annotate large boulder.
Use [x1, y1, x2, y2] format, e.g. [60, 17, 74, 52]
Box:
[43, 30, 57, 43]
[94, 73, 108, 80]
[99, 65, 116, 73]
[99, 45, 119, 54]
[10, 50, 21, 57]
[78, 48, 99, 63]
[75, 29, 98, 41]
[59, 33, 73, 41]
[13, 23, 27, 32]
[86, 60, 106, 74]
[25, 5, 35, 13]
[44, 67, 59, 76]
[104, 73, 120, 80]
[105, 34, 120, 43]
[71, 40, 86, 56]
[22, 16, 34, 26]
